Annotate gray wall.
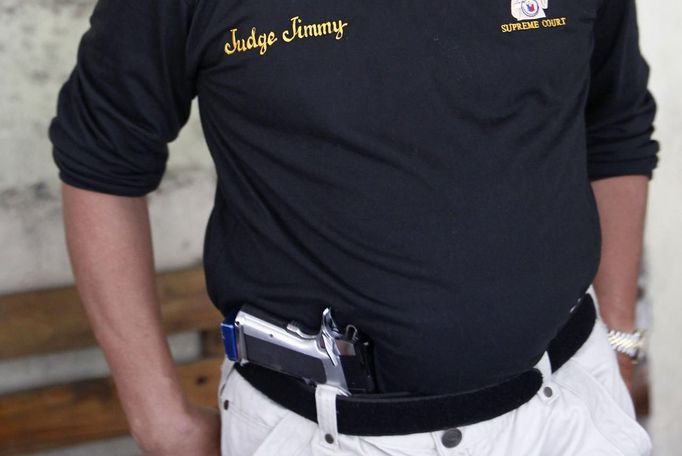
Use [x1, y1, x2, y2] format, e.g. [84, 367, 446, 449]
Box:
[0, 0, 215, 295]
[0, 1, 680, 454]
[638, 1, 682, 452]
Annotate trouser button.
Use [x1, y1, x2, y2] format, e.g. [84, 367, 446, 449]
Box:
[441, 428, 463, 448]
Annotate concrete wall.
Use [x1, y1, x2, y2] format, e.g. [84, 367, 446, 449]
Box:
[0, 0, 215, 295]
[0, 0, 680, 455]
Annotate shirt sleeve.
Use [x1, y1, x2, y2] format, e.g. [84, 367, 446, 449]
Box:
[585, 0, 659, 182]
[48, 0, 197, 197]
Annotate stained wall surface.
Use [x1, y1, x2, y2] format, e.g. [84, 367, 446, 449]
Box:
[0, 1, 680, 455]
[637, 1, 682, 453]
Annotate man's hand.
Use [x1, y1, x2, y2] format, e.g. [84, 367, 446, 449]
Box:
[134, 405, 221, 456]
[616, 352, 635, 394]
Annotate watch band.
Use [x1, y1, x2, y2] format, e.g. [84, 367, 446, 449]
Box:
[606, 328, 646, 363]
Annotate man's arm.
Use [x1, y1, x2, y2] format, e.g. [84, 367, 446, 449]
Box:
[590, 175, 649, 392]
[47, 1, 209, 451]
[61, 183, 219, 455]
[584, 0, 659, 392]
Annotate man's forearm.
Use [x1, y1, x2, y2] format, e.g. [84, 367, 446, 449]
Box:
[590, 175, 649, 391]
[61, 183, 188, 441]
[590, 175, 649, 332]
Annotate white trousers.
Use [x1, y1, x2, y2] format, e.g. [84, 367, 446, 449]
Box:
[217, 314, 652, 455]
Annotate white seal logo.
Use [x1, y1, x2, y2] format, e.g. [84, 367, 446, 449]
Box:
[511, 0, 548, 20]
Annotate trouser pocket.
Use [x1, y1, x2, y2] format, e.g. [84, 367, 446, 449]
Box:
[551, 314, 652, 456]
[466, 316, 652, 456]
[553, 358, 652, 456]
[569, 317, 638, 418]
[218, 362, 318, 455]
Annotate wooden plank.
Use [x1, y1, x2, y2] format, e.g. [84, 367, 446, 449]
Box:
[0, 267, 222, 360]
[200, 329, 226, 358]
[0, 357, 223, 456]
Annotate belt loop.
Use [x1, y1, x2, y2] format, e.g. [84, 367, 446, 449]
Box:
[534, 351, 559, 404]
[315, 384, 348, 449]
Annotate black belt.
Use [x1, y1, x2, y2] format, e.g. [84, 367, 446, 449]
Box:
[234, 293, 596, 436]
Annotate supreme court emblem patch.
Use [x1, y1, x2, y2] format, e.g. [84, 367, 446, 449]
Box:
[501, 0, 566, 33]
[512, 0, 549, 21]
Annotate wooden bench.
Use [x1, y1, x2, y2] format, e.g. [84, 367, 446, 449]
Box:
[0, 267, 225, 455]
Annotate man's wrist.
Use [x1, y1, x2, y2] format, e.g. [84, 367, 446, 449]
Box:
[123, 378, 191, 434]
[128, 396, 195, 448]
[600, 305, 637, 334]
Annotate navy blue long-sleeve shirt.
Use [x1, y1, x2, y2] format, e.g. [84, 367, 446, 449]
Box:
[49, 0, 659, 394]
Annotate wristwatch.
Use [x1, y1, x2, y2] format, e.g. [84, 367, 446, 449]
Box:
[606, 328, 647, 363]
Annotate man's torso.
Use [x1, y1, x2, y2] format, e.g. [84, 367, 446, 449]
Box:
[190, 0, 602, 394]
